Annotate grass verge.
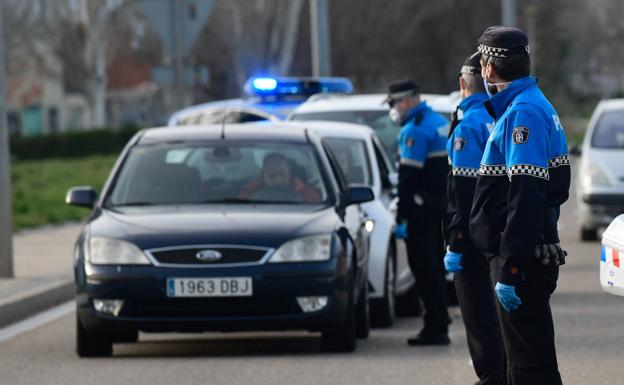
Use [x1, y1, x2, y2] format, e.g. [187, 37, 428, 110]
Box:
[11, 155, 117, 230]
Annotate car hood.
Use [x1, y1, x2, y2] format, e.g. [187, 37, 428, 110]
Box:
[88, 205, 339, 250]
[584, 148, 624, 188]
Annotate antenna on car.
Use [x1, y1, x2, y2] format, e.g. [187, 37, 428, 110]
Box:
[220, 100, 227, 140]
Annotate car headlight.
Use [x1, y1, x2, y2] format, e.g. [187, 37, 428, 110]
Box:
[87, 237, 151, 265]
[269, 234, 332, 263]
[583, 164, 611, 189]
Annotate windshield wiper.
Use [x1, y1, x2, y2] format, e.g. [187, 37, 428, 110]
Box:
[107, 202, 156, 207]
[201, 198, 295, 204]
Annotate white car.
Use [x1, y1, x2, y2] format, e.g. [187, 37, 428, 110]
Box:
[577, 99, 624, 241]
[278, 120, 413, 326]
[600, 214, 624, 295]
[288, 92, 460, 158]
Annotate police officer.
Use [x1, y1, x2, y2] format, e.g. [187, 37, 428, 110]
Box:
[470, 26, 570, 384]
[445, 53, 506, 385]
[386, 80, 451, 345]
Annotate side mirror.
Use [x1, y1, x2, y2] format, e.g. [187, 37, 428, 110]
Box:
[569, 144, 582, 156]
[344, 185, 375, 206]
[66, 186, 97, 208]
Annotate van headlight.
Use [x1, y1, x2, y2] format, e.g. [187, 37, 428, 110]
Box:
[269, 234, 332, 263]
[87, 237, 151, 265]
[582, 164, 611, 189]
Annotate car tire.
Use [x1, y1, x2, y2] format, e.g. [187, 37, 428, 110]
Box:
[395, 284, 423, 317]
[76, 315, 113, 357]
[580, 226, 598, 241]
[371, 249, 396, 328]
[321, 294, 357, 352]
[355, 284, 370, 339]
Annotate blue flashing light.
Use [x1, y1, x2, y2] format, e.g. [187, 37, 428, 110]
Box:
[252, 77, 278, 91]
[244, 76, 353, 97]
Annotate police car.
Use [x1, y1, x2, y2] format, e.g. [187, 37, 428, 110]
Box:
[288, 92, 460, 158]
[577, 99, 624, 241]
[600, 214, 624, 295]
[168, 77, 354, 126]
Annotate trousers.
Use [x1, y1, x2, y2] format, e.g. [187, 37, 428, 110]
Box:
[406, 204, 449, 333]
[490, 256, 563, 385]
[455, 252, 506, 385]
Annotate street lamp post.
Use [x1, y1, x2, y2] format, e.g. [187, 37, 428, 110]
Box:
[0, 2, 14, 278]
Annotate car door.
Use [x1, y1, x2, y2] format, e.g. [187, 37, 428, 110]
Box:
[321, 141, 369, 288]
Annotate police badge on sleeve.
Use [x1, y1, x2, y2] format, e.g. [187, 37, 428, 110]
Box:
[512, 126, 530, 144]
[453, 137, 466, 151]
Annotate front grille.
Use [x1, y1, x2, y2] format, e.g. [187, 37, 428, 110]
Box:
[147, 246, 270, 266]
[125, 297, 300, 318]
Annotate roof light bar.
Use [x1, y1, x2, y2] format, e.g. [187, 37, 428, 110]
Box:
[244, 76, 353, 97]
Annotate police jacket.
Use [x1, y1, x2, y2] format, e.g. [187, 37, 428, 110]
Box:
[396, 102, 449, 222]
[446, 93, 493, 255]
[469, 77, 570, 285]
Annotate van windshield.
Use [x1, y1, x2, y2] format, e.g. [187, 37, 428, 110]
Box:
[592, 110, 624, 149]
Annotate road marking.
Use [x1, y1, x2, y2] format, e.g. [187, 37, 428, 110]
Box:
[0, 301, 74, 344]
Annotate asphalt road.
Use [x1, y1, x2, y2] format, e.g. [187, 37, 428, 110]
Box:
[1, 160, 621, 385]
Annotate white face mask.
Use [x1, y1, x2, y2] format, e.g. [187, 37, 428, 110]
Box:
[389, 108, 402, 124]
[483, 79, 510, 98]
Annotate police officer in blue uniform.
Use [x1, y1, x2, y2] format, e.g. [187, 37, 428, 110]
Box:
[386, 80, 451, 345]
[470, 26, 569, 384]
[445, 53, 506, 385]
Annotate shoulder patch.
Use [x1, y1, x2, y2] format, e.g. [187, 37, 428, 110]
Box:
[453, 137, 466, 151]
[406, 137, 415, 147]
[512, 126, 530, 144]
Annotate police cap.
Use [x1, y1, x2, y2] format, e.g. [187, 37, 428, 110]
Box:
[477, 26, 529, 59]
[459, 51, 482, 77]
[384, 80, 420, 105]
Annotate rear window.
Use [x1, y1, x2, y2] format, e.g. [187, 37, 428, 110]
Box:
[291, 110, 399, 158]
[592, 110, 624, 149]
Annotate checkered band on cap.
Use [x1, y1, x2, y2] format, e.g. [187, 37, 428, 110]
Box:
[478, 44, 529, 58]
[508, 164, 549, 180]
[548, 155, 570, 168]
[478, 164, 507, 176]
[388, 90, 416, 100]
[452, 167, 479, 178]
[460, 65, 480, 75]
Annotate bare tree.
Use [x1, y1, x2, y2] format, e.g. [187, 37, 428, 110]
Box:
[11, 0, 144, 128]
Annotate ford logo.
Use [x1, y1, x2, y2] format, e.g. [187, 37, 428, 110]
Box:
[196, 250, 223, 262]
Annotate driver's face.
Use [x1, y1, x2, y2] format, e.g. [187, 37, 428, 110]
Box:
[263, 159, 291, 187]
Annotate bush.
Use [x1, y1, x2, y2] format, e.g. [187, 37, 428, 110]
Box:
[9, 127, 141, 160]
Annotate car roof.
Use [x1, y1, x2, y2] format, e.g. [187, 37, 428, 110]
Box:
[277, 120, 375, 140]
[167, 98, 301, 125]
[291, 92, 460, 115]
[137, 123, 313, 145]
[597, 98, 624, 112]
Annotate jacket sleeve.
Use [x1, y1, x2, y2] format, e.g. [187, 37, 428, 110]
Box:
[397, 125, 427, 222]
[446, 123, 484, 253]
[498, 109, 550, 285]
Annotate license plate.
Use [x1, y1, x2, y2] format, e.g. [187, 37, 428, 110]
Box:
[166, 277, 252, 297]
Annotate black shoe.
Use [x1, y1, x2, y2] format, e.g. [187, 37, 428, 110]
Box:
[406, 332, 450, 346]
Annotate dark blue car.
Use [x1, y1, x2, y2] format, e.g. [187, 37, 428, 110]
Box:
[67, 123, 374, 357]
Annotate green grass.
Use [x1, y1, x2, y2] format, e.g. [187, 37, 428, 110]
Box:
[11, 155, 118, 230]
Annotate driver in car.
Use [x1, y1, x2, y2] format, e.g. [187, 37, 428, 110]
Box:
[240, 153, 321, 203]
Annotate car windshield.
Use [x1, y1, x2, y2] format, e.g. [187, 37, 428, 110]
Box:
[106, 142, 330, 206]
[592, 110, 624, 149]
[291, 110, 399, 157]
[324, 138, 373, 186]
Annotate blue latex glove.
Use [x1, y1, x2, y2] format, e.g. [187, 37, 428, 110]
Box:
[444, 250, 463, 272]
[394, 222, 408, 239]
[495, 282, 522, 312]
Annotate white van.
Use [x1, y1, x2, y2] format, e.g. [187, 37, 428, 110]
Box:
[578, 99, 624, 241]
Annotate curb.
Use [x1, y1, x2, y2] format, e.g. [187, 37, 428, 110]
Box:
[0, 275, 74, 328]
